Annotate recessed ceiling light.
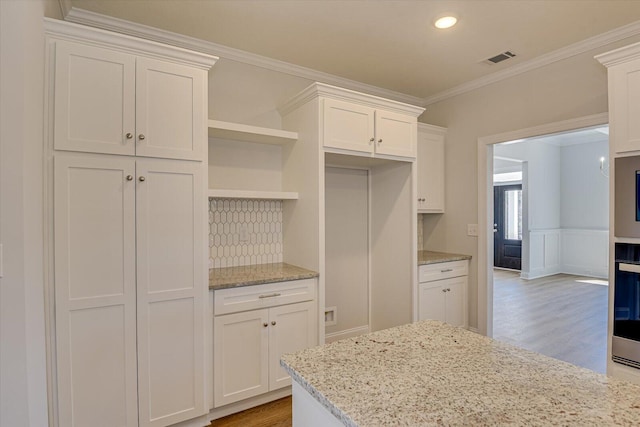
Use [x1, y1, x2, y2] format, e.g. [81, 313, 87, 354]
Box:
[434, 16, 457, 29]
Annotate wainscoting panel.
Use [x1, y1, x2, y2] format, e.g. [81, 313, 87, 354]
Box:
[522, 229, 608, 279]
[561, 229, 609, 279]
[524, 229, 561, 279]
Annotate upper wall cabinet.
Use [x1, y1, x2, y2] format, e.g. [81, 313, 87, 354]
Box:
[281, 83, 424, 160]
[417, 123, 446, 213]
[54, 40, 206, 161]
[597, 44, 640, 154]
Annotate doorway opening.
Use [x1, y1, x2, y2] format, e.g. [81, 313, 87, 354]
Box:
[481, 117, 610, 373]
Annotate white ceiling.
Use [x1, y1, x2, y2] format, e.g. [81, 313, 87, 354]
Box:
[67, 0, 640, 101]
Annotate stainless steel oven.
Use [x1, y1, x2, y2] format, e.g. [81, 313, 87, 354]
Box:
[613, 243, 640, 368]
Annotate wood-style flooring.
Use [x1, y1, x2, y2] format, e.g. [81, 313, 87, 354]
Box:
[209, 397, 292, 427]
[493, 269, 608, 373]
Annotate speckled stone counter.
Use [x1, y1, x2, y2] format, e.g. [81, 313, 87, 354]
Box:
[209, 262, 318, 290]
[418, 250, 471, 265]
[281, 320, 640, 426]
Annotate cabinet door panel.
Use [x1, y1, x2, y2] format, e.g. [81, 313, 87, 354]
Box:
[213, 310, 270, 407]
[375, 110, 416, 158]
[54, 41, 136, 155]
[417, 130, 445, 212]
[269, 302, 317, 390]
[443, 277, 467, 328]
[136, 159, 206, 426]
[323, 98, 375, 154]
[418, 282, 446, 322]
[54, 154, 137, 427]
[610, 58, 640, 154]
[136, 57, 205, 160]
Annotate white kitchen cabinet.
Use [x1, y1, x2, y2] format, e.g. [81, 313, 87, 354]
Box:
[47, 20, 216, 427]
[323, 97, 417, 158]
[417, 124, 446, 213]
[597, 54, 640, 154]
[54, 39, 206, 160]
[213, 280, 317, 407]
[418, 260, 468, 327]
[54, 154, 206, 427]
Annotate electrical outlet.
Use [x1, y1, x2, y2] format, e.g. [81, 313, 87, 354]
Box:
[324, 306, 337, 326]
[467, 224, 478, 237]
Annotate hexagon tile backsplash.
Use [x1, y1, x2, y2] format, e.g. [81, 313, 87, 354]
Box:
[209, 198, 283, 268]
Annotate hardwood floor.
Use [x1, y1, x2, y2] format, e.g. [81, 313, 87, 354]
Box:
[493, 269, 608, 373]
[209, 397, 292, 427]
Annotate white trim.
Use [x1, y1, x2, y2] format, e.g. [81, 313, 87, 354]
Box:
[278, 82, 425, 117]
[477, 113, 609, 337]
[60, 7, 640, 107]
[418, 122, 447, 136]
[596, 40, 640, 67]
[44, 18, 217, 69]
[425, 20, 640, 105]
[324, 326, 370, 343]
[62, 7, 426, 107]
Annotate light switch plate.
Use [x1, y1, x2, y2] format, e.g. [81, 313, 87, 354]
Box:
[467, 224, 478, 237]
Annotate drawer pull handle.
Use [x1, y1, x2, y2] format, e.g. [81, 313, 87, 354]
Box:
[259, 293, 282, 299]
[440, 268, 453, 273]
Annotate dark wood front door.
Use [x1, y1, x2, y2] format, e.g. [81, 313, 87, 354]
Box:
[494, 184, 522, 270]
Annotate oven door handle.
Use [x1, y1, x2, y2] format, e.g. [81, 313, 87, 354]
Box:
[619, 263, 640, 274]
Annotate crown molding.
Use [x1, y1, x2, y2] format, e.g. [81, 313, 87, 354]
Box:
[63, 7, 426, 107]
[424, 20, 640, 106]
[278, 82, 425, 117]
[596, 40, 640, 67]
[418, 122, 447, 136]
[44, 18, 217, 69]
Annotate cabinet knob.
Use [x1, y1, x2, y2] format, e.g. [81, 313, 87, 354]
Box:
[139, 176, 146, 182]
[378, 138, 383, 144]
[369, 137, 375, 143]
[125, 133, 133, 139]
[442, 289, 447, 293]
[263, 323, 268, 328]
[126, 175, 133, 181]
[138, 134, 146, 141]
[271, 321, 276, 326]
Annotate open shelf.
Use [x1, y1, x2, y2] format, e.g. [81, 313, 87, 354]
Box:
[208, 189, 299, 200]
[208, 120, 298, 145]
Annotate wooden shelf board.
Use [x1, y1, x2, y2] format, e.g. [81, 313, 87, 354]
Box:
[208, 189, 299, 200]
[208, 120, 298, 145]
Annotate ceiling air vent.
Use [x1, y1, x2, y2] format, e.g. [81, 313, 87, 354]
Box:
[485, 51, 516, 65]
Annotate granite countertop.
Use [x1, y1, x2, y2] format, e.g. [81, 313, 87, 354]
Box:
[418, 250, 471, 265]
[281, 320, 640, 426]
[209, 262, 319, 290]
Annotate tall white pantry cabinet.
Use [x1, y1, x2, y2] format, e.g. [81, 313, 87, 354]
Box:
[45, 20, 217, 427]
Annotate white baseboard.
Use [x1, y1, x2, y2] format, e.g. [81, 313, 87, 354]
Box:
[562, 265, 608, 279]
[520, 267, 562, 280]
[325, 325, 370, 343]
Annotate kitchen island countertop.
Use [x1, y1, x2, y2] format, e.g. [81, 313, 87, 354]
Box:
[281, 320, 640, 426]
[418, 250, 471, 265]
[209, 262, 318, 290]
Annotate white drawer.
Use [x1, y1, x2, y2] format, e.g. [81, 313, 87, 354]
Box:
[213, 278, 316, 315]
[419, 260, 468, 283]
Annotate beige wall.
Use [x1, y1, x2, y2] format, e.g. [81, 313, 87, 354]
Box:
[420, 36, 640, 330]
